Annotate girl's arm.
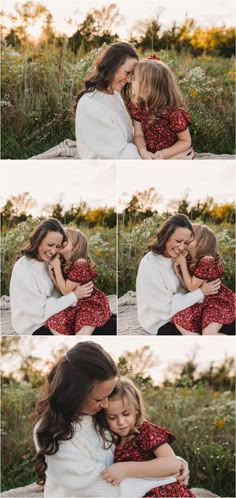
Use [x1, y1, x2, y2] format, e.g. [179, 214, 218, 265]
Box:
[173, 261, 188, 290]
[133, 120, 155, 159]
[176, 254, 204, 291]
[101, 443, 181, 485]
[154, 128, 191, 159]
[50, 255, 78, 295]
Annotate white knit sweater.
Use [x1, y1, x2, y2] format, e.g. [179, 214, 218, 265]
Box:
[75, 90, 141, 159]
[33, 416, 175, 498]
[136, 252, 204, 335]
[10, 256, 77, 335]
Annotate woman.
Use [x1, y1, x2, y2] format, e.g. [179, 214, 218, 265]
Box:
[75, 42, 141, 159]
[10, 219, 115, 336]
[136, 214, 224, 335]
[32, 341, 189, 497]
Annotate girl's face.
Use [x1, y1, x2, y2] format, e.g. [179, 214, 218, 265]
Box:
[186, 236, 197, 257]
[105, 396, 137, 437]
[164, 227, 193, 259]
[131, 66, 140, 98]
[81, 377, 118, 416]
[37, 231, 64, 262]
[111, 57, 137, 93]
[59, 237, 74, 260]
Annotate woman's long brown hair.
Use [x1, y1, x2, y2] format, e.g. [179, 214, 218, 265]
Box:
[31, 341, 118, 485]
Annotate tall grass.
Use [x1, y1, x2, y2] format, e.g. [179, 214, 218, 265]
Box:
[1, 43, 235, 158]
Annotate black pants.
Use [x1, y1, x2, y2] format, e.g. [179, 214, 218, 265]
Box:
[32, 314, 117, 336]
[158, 321, 235, 335]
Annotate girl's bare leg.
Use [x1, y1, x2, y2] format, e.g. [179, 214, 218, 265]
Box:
[48, 327, 63, 335]
[202, 322, 223, 335]
[175, 324, 200, 335]
[76, 325, 95, 335]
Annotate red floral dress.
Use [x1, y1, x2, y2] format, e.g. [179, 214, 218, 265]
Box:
[129, 99, 193, 153]
[46, 260, 112, 335]
[114, 420, 195, 497]
[172, 258, 235, 333]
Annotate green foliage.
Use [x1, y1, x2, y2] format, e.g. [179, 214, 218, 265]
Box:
[118, 213, 235, 296]
[1, 219, 116, 296]
[1, 40, 235, 158]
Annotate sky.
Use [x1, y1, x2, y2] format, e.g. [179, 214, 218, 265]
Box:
[1, 161, 116, 214]
[118, 161, 236, 211]
[1, 161, 235, 215]
[2, 0, 235, 39]
[1, 336, 235, 384]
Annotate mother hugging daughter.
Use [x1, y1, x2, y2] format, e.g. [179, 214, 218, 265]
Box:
[136, 214, 235, 335]
[10, 219, 116, 336]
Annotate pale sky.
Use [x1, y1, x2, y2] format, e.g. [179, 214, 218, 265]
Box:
[1, 336, 235, 384]
[2, 0, 235, 39]
[1, 160, 116, 214]
[118, 161, 236, 211]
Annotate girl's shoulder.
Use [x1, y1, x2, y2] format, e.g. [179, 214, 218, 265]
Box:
[194, 257, 224, 278]
[138, 420, 175, 449]
[168, 107, 192, 130]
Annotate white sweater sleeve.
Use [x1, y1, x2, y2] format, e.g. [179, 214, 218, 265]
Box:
[10, 265, 77, 325]
[76, 99, 141, 159]
[138, 264, 203, 322]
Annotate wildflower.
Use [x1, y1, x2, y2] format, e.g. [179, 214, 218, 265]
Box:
[227, 70, 235, 76]
[215, 418, 225, 429]
[191, 90, 198, 97]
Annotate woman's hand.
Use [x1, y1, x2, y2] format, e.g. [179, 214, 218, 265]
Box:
[201, 279, 221, 296]
[175, 460, 190, 485]
[74, 281, 94, 299]
[101, 462, 127, 486]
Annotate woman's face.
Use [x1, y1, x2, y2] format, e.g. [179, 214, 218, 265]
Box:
[37, 231, 64, 262]
[105, 396, 137, 437]
[111, 57, 137, 92]
[81, 377, 118, 415]
[164, 227, 193, 258]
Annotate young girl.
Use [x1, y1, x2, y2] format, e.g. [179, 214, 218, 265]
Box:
[98, 377, 195, 497]
[172, 224, 235, 335]
[129, 58, 194, 160]
[46, 228, 112, 335]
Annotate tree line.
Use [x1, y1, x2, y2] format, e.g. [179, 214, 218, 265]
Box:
[1, 1, 235, 57]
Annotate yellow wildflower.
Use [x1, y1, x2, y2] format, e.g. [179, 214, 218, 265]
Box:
[227, 70, 235, 76]
[191, 90, 198, 97]
[215, 418, 225, 429]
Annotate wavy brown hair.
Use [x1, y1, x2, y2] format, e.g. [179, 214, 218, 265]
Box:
[31, 341, 118, 485]
[63, 228, 94, 273]
[189, 224, 224, 272]
[21, 218, 67, 259]
[132, 59, 185, 122]
[76, 42, 138, 105]
[96, 377, 145, 447]
[147, 214, 193, 256]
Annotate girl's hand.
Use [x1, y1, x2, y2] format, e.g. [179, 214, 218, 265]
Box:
[175, 252, 187, 266]
[175, 460, 190, 485]
[101, 462, 127, 486]
[49, 254, 61, 269]
[173, 261, 181, 278]
[154, 150, 165, 160]
[140, 149, 156, 160]
[201, 279, 221, 296]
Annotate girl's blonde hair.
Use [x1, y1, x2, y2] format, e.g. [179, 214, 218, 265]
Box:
[95, 377, 145, 446]
[64, 228, 94, 271]
[133, 59, 185, 120]
[190, 224, 223, 271]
